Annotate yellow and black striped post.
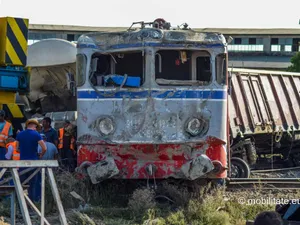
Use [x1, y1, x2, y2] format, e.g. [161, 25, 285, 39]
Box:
[0, 17, 29, 66]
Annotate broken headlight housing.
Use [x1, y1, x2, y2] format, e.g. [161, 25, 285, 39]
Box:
[97, 117, 115, 136]
[185, 117, 209, 137]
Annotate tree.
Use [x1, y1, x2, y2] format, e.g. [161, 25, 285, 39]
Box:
[287, 52, 300, 72]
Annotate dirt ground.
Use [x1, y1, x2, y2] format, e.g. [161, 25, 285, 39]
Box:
[1, 172, 299, 225]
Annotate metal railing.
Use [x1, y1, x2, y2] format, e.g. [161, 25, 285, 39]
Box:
[0, 160, 67, 225]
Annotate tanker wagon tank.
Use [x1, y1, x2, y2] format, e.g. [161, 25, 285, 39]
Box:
[25, 39, 77, 115]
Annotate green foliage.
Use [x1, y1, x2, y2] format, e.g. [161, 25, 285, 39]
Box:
[165, 211, 187, 225]
[288, 52, 300, 72]
[142, 209, 166, 225]
[67, 211, 97, 225]
[128, 188, 156, 219]
[41, 172, 282, 225]
[225, 196, 274, 224]
[185, 188, 231, 225]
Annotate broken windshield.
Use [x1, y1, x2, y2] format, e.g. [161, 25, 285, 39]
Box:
[155, 50, 212, 86]
[90, 51, 145, 88]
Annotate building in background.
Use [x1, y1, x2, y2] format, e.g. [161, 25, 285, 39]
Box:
[27, 24, 300, 70]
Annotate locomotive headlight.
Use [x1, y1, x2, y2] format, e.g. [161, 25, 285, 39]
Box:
[185, 117, 209, 137]
[97, 117, 115, 136]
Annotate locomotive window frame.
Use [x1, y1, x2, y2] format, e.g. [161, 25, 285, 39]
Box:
[155, 50, 212, 86]
[76, 54, 87, 87]
[191, 51, 212, 84]
[215, 53, 227, 85]
[90, 50, 146, 88]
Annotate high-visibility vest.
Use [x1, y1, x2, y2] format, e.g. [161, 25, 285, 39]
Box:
[58, 128, 75, 150]
[0, 121, 11, 147]
[6, 141, 20, 160]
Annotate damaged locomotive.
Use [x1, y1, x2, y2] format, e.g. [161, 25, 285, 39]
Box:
[75, 19, 229, 183]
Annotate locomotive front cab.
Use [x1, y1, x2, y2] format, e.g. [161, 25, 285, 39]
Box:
[76, 20, 229, 183]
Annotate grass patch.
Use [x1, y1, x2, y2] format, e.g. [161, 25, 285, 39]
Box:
[42, 172, 296, 225]
[0, 199, 10, 218]
[128, 188, 156, 218]
[67, 211, 97, 225]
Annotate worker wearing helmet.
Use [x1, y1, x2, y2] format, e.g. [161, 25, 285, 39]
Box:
[0, 110, 13, 160]
[16, 119, 47, 203]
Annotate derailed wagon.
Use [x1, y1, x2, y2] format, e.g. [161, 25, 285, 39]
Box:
[229, 68, 300, 177]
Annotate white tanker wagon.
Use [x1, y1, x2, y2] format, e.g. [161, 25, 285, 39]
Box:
[24, 38, 77, 114]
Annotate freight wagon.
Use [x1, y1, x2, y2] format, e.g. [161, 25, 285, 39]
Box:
[229, 68, 300, 177]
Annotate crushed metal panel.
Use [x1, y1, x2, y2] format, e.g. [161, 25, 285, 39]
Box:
[180, 154, 214, 180]
[86, 157, 119, 184]
[77, 90, 227, 144]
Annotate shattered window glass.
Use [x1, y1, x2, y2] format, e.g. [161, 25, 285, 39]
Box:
[90, 51, 145, 88]
[155, 50, 212, 86]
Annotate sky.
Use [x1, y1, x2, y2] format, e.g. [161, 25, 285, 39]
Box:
[0, 0, 300, 28]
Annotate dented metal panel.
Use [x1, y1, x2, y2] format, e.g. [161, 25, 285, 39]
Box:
[229, 68, 300, 138]
[77, 89, 227, 144]
[77, 28, 226, 51]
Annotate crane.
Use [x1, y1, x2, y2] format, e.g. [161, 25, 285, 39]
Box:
[0, 17, 30, 136]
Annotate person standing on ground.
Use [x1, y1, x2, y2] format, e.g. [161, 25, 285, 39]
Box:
[5, 137, 20, 160]
[16, 119, 47, 203]
[0, 110, 13, 160]
[41, 117, 58, 147]
[38, 134, 58, 160]
[5, 137, 19, 186]
[58, 120, 76, 171]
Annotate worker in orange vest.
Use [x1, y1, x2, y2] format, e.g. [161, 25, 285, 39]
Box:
[5, 137, 20, 160]
[0, 110, 13, 160]
[58, 120, 76, 172]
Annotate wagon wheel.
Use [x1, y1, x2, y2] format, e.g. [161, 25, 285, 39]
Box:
[230, 157, 250, 178]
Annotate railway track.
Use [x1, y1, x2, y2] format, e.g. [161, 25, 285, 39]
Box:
[251, 166, 300, 174]
[227, 178, 300, 190]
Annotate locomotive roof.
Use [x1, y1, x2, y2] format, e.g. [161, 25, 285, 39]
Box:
[77, 28, 227, 50]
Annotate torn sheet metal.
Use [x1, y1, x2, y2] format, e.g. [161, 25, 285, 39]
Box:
[180, 154, 214, 180]
[77, 28, 226, 51]
[77, 136, 227, 180]
[86, 157, 119, 184]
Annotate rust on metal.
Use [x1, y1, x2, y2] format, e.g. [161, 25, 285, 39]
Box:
[229, 68, 300, 138]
